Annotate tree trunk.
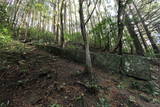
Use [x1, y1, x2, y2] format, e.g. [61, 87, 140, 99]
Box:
[125, 14, 144, 56]
[60, 0, 65, 48]
[73, 0, 79, 32]
[112, 0, 124, 54]
[133, 1, 160, 54]
[129, 6, 149, 53]
[79, 0, 92, 73]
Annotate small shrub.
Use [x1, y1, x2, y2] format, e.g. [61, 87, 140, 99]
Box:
[75, 94, 84, 101]
[97, 97, 110, 107]
[64, 32, 82, 43]
[131, 81, 160, 95]
[50, 104, 62, 107]
[117, 82, 126, 89]
[18, 27, 55, 44]
[0, 33, 12, 48]
[0, 100, 9, 107]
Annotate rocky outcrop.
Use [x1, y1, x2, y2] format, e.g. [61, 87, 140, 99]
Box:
[122, 55, 151, 80]
[36, 45, 152, 81]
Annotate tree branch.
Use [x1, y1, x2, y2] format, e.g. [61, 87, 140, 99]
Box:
[84, 0, 98, 25]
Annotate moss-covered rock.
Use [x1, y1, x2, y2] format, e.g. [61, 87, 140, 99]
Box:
[92, 53, 121, 73]
[35, 45, 152, 81]
[122, 55, 151, 80]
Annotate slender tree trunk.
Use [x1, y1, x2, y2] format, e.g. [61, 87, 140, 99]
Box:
[73, 0, 79, 32]
[79, 0, 92, 73]
[133, 1, 160, 54]
[136, 23, 149, 52]
[112, 0, 124, 54]
[125, 14, 144, 56]
[12, 0, 21, 27]
[55, 0, 60, 45]
[60, 0, 65, 48]
[63, 2, 67, 32]
[69, 0, 74, 34]
[129, 6, 149, 53]
[117, 0, 124, 55]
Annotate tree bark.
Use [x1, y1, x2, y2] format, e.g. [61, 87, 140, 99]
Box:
[79, 0, 92, 73]
[133, 1, 160, 54]
[60, 0, 65, 48]
[129, 6, 149, 53]
[125, 14, 144, 56]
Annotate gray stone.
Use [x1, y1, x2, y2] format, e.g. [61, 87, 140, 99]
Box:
[36, 45, 152, 81]
[92, 53, 121, 73]
[122, 55, 151, 80]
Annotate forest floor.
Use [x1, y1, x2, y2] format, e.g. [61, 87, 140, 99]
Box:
[0, 42, 160, 107]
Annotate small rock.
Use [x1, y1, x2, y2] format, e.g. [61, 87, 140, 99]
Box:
[151, 75, 158, 80]
[47, 74, 52, 79]
[64, 96, 68, 99]
[129, 96, 136, 103]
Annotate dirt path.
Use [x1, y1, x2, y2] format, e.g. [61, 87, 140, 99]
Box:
[0, 47, 160, 107]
